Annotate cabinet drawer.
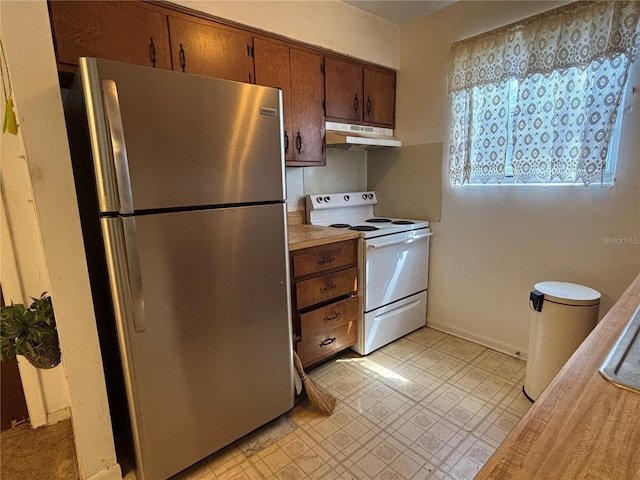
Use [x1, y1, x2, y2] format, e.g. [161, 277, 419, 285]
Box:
[300, 295, 359, 339]
[297, 321, 358, 367]
[292, 240, 356, 278]
[295, 267, 357, 310]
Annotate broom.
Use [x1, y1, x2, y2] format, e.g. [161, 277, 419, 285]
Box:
[293, 351, 336, 415]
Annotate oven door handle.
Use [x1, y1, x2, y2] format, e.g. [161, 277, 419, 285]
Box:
[367, 232, 432, 249]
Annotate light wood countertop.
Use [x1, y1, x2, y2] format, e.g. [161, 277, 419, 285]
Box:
[476, 272, 640, 479]
[288, 224, 360, 251]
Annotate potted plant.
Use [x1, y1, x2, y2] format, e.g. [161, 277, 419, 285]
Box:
[1, 292, 61, 369]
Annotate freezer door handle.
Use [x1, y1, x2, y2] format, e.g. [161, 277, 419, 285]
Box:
[367, 232, 432, 249]
[101, 217, 146, 333]
[103, 79, 134, 215]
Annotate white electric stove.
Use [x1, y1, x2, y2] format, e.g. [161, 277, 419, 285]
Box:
[306, 191, 431, 355]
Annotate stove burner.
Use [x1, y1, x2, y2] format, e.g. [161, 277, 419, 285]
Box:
[392, 220, 415, 225]
[366, 218, 392, 223]
[350, 225, 379, 232]
[329, 223, 351, 229]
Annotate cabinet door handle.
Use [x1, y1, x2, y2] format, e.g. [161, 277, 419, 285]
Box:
[149, 37, 156, 68]
[367, 96, 372, 116]
[320, 337, 336, 347]
[179, 44, 186, 72]
[320, 283, 337, 292]
[296, 132, 302, 153]
[284, 131, 289, 154]
[316, 256, 335, 264]
[324, 312, 341, 322]
[354, 94, 359, 113]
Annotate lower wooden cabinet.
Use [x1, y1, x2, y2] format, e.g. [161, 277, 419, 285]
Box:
[297, 318, 358, 367]
[290, 240, 359, 368]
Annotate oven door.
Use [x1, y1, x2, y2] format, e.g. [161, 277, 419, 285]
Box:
[363, 229, 431, 312]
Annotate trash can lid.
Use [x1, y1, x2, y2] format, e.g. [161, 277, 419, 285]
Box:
[534, 281, 601, 306]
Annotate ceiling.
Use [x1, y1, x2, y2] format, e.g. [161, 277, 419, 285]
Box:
[341, 0, 456, 25]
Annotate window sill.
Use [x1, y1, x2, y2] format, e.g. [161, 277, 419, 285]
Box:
[452, 175, 615, 188]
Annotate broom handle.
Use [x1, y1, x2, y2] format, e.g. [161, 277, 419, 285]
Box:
[293, 351, 308, 381]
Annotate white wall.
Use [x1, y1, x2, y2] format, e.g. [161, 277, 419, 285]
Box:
[396, 1, 640, 356]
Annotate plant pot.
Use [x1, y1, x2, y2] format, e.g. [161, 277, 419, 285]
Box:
[23, 344, 61, 369]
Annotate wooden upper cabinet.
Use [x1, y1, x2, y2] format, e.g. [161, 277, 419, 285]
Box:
[325, 56, 396, 128]
[254, 39, 325, 167]
[254, 38, 293, 162]
[289, 48, 325, 167]
[49, 1, 171, 74]
[167, 15, 254, 83]
[324, 56, 363, 123]
[364, 68, 396, 127]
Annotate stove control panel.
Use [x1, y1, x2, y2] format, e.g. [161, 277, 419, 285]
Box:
[307, 191, 377, 210]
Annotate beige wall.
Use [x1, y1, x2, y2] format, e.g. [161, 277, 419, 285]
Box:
[395, 1, 640, 356]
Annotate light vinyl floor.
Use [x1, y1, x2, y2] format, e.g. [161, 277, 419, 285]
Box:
[167, 327, 530, 480]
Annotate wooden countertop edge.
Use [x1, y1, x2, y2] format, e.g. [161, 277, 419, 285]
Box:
[288, 224, 360, 251]
[475, 272, 640, 479]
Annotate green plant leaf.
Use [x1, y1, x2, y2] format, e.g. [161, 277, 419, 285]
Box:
[0, 293, 58, 361]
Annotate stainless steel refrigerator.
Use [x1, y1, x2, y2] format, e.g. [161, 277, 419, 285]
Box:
[64, 57, 294, 480]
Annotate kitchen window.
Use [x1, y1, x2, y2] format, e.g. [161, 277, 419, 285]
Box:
[448, 1, 640, 186]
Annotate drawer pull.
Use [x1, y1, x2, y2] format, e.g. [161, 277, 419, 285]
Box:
[317, 256, 335, 264]
[320, 337, 336, 347]
[324, 312, 341, 322]
[321, 283, 337, 292]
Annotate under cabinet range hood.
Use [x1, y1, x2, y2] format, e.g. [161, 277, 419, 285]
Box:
[325, 121, 401, 151]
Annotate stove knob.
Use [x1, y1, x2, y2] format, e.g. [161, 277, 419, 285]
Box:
[316, 197, 323, 203]
[344, 195, 350, 201]
[368, 193, 374, 199]
[323, 196, 331, 203]
[362, 194, 367, 200]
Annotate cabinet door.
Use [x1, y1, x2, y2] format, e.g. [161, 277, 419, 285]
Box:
[364, 68, 396, 127]
[49, 1, 171, 72]
[254, 38, 293, 162]
[324, 56, 363, 123]
[167, 15, 254, 83]
[289, 49, 325, 166]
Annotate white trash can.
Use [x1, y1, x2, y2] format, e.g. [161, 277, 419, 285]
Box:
[523, 281, 600, 402]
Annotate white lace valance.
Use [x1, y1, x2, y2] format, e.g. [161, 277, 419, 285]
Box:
[449, 1, 640, 94]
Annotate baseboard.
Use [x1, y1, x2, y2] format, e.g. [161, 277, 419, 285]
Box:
[46, 406, 71, 426]
[85, 464, 123, 480]
[427, 319, 528, 361]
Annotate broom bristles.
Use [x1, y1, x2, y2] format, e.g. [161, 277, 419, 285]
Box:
[293, 351, 336, 415]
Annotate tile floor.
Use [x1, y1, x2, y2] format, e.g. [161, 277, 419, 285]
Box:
[162, 327, 530, 480]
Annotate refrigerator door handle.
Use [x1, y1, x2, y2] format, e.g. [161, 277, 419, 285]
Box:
[102, 79, 134, 215]
[122, 217, 146, 333]
[101, 217, 146, 333]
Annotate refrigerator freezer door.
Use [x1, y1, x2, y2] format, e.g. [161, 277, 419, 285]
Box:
[78, 57, 286, 213]
[101, 204, 294, 480]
